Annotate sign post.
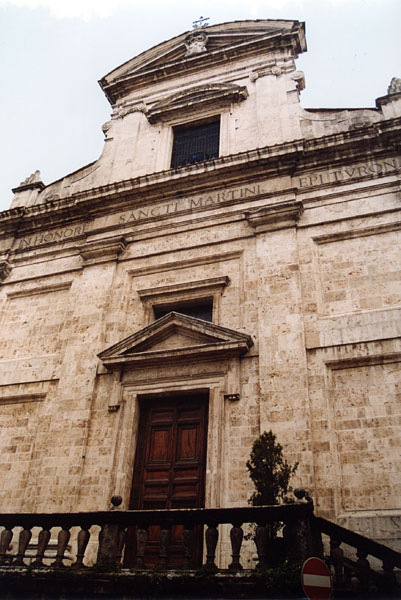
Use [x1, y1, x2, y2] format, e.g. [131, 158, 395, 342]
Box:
[301, 557, 333, 599]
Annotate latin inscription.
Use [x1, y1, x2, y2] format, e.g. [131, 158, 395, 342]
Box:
[297, 157, 400, 188]
[18, 223, 87, 250]
[15, 157, 400, 250]
[116, 184, 262, 225]
[16, 184, 262, 249]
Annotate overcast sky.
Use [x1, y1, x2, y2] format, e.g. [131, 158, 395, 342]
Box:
[0, 0, 400, 212]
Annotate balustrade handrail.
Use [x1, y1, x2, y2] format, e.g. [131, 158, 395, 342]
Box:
[315, 515, 401, 568]
[0, 502, 313, 529]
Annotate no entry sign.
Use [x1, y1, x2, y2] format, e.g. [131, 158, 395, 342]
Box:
[301, 557, 333, 600]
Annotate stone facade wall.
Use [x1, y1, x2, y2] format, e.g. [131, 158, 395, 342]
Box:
[1, 20, 401, 558]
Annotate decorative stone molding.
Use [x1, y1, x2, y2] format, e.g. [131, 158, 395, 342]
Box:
[0, 393, 46, 406]
[388, 77, 401, 95]
[43, 193, 61, 203]
[245, 200, 304, 233]
[13, 170, 44, 191]
[271, 66, 282, 77]
[184, 30, 208, 56]
[137, 276, 229, 302]
[11, 171, 45, 209]
[0, 260, 11, 282]
[112, 102, 147, 120]
[147, 83, 248, 124]
[291, 71, 305, 91]
[101, 120, 113, 139]
[79, 236, 127, 265]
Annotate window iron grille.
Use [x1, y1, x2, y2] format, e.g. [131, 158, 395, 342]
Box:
[171, 120, 220, 169]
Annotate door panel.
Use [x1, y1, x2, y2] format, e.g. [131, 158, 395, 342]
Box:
[124, 395, 208, 568]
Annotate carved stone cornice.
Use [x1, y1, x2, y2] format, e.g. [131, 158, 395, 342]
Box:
[147, 84, 248, 124]
[245, 199, 304, 233]
[11, 181, 45, 194]
[1, 117, 400, 234]
[79, 236, 127, 265]
[137, 276, 230, 302]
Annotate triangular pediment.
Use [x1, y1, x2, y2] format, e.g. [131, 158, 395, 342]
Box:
[99, 20, 305, 104]
[98, 312, 253, 368]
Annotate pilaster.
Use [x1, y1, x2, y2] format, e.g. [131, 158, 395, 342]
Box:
[246, 198, 313, 489]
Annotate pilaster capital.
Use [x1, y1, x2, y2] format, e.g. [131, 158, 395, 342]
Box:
[79, 235, 127, 265]
[245, 199, 304, 233]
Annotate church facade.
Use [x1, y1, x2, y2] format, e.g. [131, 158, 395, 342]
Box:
[1, 19, 401, 561]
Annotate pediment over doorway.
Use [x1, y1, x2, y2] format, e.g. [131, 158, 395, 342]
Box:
[98, 312, 253, 368]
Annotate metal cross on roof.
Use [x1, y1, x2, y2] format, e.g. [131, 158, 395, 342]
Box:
[192, 16, 209, 29]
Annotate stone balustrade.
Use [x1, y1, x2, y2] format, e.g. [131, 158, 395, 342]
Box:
[317, 516, 401, 596]
[0, 498, 315, 572]
[1, 495, 400, 597]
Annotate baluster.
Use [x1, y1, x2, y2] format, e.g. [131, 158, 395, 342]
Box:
[71, 527, 90, 569]
[135, 526, 148, 569]
[204, 522, 218, 571]
[52, 526, 71, 568]
[382, 559, 396, 595]
[182, 525, 194, 570]
[355, 548, 370, 592]
[31, 527, 51, 567]
[330, 538, 344, 587]
[14, 528, 32, 566]
[0, 526, 13, 565]
[157, 525, 169, 570]
[117, 528, 126, 566]
[228, 522, 243, 572]
[254, 523, 268, 569]
[310, 516, 324, 558]
[96, 522, 121, 570]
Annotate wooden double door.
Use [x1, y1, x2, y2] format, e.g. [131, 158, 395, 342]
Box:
[124, 394, 208, 568]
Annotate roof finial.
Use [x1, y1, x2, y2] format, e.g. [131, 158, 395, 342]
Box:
[192, 16, 209, 29]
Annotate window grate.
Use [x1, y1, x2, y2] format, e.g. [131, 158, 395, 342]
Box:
[171, 120, 220, 169]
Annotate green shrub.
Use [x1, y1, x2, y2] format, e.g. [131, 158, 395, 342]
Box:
[246, 430, 298, 506]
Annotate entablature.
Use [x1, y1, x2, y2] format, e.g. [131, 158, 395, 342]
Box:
[1, 118, 400, 249]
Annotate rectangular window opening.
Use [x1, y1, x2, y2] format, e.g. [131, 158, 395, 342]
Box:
[171, 119, 220, 169]
[153, 298, 213, 322]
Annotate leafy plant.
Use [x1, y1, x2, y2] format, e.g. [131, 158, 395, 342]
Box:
[246, 430, 298, 507]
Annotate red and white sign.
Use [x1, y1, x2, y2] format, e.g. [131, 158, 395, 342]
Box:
[301, 557, 333, 600]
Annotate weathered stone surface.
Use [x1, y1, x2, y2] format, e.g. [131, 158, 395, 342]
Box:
[0, 19, 400, 567]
